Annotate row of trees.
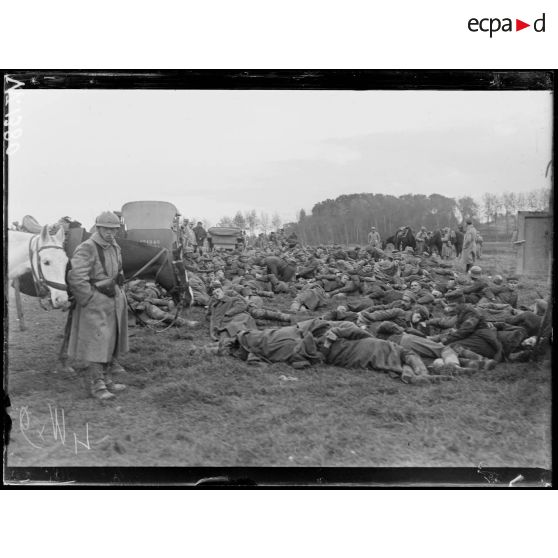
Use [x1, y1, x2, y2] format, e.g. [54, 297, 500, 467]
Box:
[217, 210, 283, 236]
[212, 187, 550, 246]
[293, 193, 467, 246]
[481, 188, 551, 232]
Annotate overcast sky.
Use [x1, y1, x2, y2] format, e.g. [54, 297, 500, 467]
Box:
[7, 89, 552, 229]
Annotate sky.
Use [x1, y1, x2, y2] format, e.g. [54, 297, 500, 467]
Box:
[6, 88, 552, 229]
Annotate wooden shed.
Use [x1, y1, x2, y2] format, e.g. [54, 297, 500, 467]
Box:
[514, 211, 552, 277]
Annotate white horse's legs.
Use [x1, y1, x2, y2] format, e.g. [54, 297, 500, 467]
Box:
[13, 277, 27, 331]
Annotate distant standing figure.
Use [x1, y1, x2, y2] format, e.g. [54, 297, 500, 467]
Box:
[367, 227, 382, 248]
[441, 228, 453, 260]
[183, 221, 196, 250]
[415, 226, 427, 254]
[476, 232, 483, 259]
[193, 221, 207, 254]
[461, 219, 478, 273]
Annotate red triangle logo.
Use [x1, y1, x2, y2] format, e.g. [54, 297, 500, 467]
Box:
[516, 19, 530, 31]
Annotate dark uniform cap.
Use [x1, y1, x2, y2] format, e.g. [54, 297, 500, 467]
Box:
[95, 211, 121, 228]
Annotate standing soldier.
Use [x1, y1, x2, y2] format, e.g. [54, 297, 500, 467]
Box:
[441, 228, 452, 260]
[66, 211, 129, 401]
[367, 226, 382, 248]
[182, 219, 196, 250]
[415, 226, 428, 254]
[193, 221, 207, 254]
[476, 231, 483, 259]
[461, 219, 478, 273]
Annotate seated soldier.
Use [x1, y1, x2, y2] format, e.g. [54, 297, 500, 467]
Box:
[355, 263, 377, 294]
[328, 273, 361, 297]
[187, 272, 210, 306]
[262, 255, 297, 282]
[207, 283, 257, 345]
[505, 308, 543, 337]
[409, 280, 435, 305]
[493, 275, 519, 308]
[441, 291, 503, 361]
[460, 266, 495, 304]
[289, 280, 328, 313]
[297, 256, 320, 279]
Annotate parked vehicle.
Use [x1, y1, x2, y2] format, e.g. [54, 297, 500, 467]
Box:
[207, 226, 244, 251]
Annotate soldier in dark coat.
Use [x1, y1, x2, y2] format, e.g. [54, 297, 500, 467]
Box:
[263, 255, 297, 283]
[443, 291, 503, 361]
[193, 222, 207, 254]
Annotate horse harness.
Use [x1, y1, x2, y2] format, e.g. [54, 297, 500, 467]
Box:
[28, 234, 67, 297]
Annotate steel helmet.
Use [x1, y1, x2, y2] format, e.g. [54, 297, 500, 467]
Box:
[95, 211, 121, 228]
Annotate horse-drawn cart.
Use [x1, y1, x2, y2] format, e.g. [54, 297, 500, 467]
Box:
[121, 200, 182, 255]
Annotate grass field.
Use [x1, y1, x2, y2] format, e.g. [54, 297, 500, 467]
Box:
[5, 257, 552, 470]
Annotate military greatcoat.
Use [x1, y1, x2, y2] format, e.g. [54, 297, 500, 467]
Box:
[67, 232, 129, 363]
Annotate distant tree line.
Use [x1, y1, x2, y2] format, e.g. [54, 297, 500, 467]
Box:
[216, 210, 283, 236]
[481, 188, 551, 233]
[291, 193, 466, 246]
[212, 187, 550, 246]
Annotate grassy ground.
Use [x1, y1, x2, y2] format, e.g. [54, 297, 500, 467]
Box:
[5, 258, 552, 468]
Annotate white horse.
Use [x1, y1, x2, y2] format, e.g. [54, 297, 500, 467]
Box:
[8, 225, 69, 309]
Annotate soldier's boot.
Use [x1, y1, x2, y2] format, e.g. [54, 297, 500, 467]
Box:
[217, 336, 234, 356]
[108, 360, 127, 374]
[105, 362, 126, 393]
[429, 358, 461, 377]
[401, 364, 431, 385]
[460, 357, 497, 371]
[256, 290, 274, 298]
[441, 346, 460, 367]
[404, 353, 429, 378]
[88, 363, 115, 401]
[453, 347, 482, 361]
[508, 350, 531, 363]
[58, 357, 76, 374]
[263, 310, 291, 323]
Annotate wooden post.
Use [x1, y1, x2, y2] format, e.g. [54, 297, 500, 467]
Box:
[13, 277, 26, 331]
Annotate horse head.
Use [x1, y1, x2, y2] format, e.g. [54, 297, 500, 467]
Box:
[34, 226, 70, 309]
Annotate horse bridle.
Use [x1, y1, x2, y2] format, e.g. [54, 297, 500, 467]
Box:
[29, 234, 68, 296]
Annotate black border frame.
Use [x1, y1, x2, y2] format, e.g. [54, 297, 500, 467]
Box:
[2, 70, 555, 487]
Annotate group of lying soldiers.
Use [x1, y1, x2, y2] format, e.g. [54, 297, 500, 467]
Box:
[125, 242, 550, 385]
